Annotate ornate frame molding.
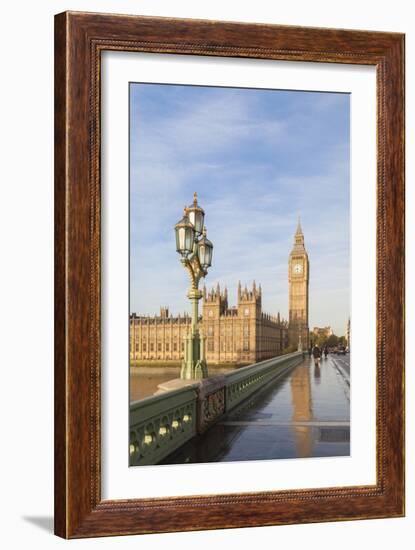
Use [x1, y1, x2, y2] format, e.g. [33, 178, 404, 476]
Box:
[55, 11, 404, 538]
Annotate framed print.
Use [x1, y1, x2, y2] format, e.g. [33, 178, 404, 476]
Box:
[54, 11, 405, 538]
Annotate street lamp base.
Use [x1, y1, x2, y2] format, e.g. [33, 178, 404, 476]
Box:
[180, 359, 208, 380]
[180, 331, 208, 380]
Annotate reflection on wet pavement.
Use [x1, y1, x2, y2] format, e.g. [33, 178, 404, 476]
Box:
[162, 356, 350, 464]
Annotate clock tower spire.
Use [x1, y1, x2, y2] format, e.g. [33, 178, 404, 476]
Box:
[288, 218, 309, 348]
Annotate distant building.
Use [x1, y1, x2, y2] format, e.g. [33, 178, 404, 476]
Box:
[130, 283, 289, 364]
[130, 307, 191, 362]
[312, 326, 333, 340]
[288, 220, 310, 348]
[130, 222, 310, 364]
[202, 282, 288, 363]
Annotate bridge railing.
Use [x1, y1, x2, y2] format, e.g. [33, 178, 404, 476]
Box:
[129, 384, 198, 466]
[224, 351, 304, 411]
[129, 351, 303, 466]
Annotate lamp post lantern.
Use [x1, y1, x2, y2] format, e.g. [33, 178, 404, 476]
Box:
[174, 192, 213, 380]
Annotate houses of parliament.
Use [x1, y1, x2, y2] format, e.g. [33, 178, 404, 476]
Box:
[130, 221, 310, 364]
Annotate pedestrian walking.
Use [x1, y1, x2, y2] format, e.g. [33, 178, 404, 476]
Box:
[312, 344, 321, 367]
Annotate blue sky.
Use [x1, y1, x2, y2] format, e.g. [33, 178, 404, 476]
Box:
[130, 83, 350, 336]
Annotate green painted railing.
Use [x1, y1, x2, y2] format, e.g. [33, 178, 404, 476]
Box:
[224, 351, 304, 411]
[129, 384, 198, 466]
[129, 351, 303, 466]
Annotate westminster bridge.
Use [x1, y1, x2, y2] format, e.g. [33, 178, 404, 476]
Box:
[129, 352, 350, 466]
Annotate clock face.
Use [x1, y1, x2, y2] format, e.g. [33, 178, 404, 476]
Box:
[293, 263, 303, 274]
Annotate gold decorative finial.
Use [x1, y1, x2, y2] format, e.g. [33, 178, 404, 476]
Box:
[193, 191, 198, 205]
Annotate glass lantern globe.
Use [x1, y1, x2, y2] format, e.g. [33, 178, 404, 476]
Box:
[187, 192, 205, 235]
[197, 228, 213, 270]
[174, 209, 195, 257]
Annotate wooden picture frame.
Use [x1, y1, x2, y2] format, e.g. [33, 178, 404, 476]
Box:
[54, 11, 405, 538]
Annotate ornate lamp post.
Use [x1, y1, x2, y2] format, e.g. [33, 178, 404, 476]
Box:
[174, 193, 213, 380]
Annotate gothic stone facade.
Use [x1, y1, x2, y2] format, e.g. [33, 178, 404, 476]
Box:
[130, 283, 289, 364]
[202, 282, 288, 363]
[130, 222, 309, 363]
[288, 220, 310, 349]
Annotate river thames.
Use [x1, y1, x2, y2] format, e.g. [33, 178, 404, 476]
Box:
[130, 365, 238, 402]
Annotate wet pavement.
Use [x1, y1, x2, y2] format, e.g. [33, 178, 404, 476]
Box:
[331, 354, 350, 382]
[162, 355, 350, 464]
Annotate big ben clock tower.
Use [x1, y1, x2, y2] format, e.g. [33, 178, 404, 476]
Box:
[288, 219, 309, 349]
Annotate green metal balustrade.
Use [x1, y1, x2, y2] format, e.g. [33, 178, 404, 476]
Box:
[129, 351, 304, 466]
[130, 385, 198, 466]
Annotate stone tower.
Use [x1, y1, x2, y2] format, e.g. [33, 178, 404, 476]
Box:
[288, 218, 309, 349]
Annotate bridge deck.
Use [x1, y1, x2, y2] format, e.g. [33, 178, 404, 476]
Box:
[162, 355, 350, 464]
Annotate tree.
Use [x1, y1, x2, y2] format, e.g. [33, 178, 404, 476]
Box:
[338, 336, 347, 347]
[309, 331, 346, 349]
[326, 334, 339, 348]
